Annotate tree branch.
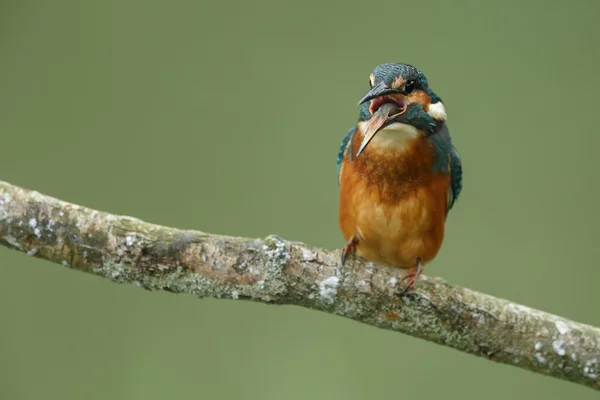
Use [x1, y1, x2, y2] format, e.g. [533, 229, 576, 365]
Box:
[0, 180, 598, 390]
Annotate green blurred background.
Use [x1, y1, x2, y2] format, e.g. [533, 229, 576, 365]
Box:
[1, 0, 599, 399]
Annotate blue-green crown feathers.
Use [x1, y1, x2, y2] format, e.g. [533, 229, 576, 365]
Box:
[372, 62, 442, 103]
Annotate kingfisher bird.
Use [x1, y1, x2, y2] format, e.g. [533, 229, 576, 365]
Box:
[337, 62, 462, 295]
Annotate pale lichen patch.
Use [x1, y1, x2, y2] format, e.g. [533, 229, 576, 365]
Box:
[0, 195, 8, 220]
[471, 312, 485, 326]
[251, 235, 290, 302]
[263, 235, 290, 271]
[535, 353, 547, 364]
[46, 220, 56, 232]
[318, 276, 340, 304]
[2, 235, 22, 249]
[535, 342, 543, 350]
[553, 339, 566, 356]
[301, 247, 313, 261]
[555, 320, 570, 335]
[584, 359, 598, 379]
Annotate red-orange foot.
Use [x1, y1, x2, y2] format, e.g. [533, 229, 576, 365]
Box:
[398, 257, 423, 296]
[341, 236, 358, 265]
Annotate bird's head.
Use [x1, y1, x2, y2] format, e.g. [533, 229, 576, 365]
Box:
[356, 62, 447, 156]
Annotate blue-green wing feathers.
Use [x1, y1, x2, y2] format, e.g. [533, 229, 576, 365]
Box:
[447, 146, 462, 212]
[337, 126, 356, 183]
[428, 124, 462, 214]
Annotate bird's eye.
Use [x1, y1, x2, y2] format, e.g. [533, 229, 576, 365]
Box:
[405, 80, 416, 94]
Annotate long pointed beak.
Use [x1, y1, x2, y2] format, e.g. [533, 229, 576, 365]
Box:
[356, 103, 400, 157]
[357, 81, 395, 105]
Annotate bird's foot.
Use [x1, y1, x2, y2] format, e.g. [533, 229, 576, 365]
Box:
[341, 236, 359, 265]
[397, 257, 423, 296]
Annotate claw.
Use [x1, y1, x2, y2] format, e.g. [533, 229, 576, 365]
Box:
[341, 236, 358, 265]
[397, 257, 423, 296]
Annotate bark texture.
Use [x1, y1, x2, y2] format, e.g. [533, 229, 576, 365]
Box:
[0, 180, 598, 391]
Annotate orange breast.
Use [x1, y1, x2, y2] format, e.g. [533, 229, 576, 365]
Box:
[338, 129, 450, 269]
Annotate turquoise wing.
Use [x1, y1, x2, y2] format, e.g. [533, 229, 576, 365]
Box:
[429, 123, 462, 214]
[337, 126, 357, 183]
[447, 146, 462, 212]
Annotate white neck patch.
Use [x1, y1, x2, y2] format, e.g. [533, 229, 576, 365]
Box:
[428, 101, 447, 121]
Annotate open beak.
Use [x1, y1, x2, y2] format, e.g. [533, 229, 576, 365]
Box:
[357, 81, 394, 105]
[356, 83, 408, 157]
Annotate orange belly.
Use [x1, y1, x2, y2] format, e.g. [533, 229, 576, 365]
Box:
[338, 147, 449, 269]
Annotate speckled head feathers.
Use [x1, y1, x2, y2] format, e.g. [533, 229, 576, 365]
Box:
[368, 62, 439, 103]
[372, 63, 422, 87]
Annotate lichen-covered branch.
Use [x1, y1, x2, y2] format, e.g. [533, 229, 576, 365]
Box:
[0, 180, 598, 390]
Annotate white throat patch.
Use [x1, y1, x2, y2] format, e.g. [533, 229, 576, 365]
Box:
[358, 121, 420, 151]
